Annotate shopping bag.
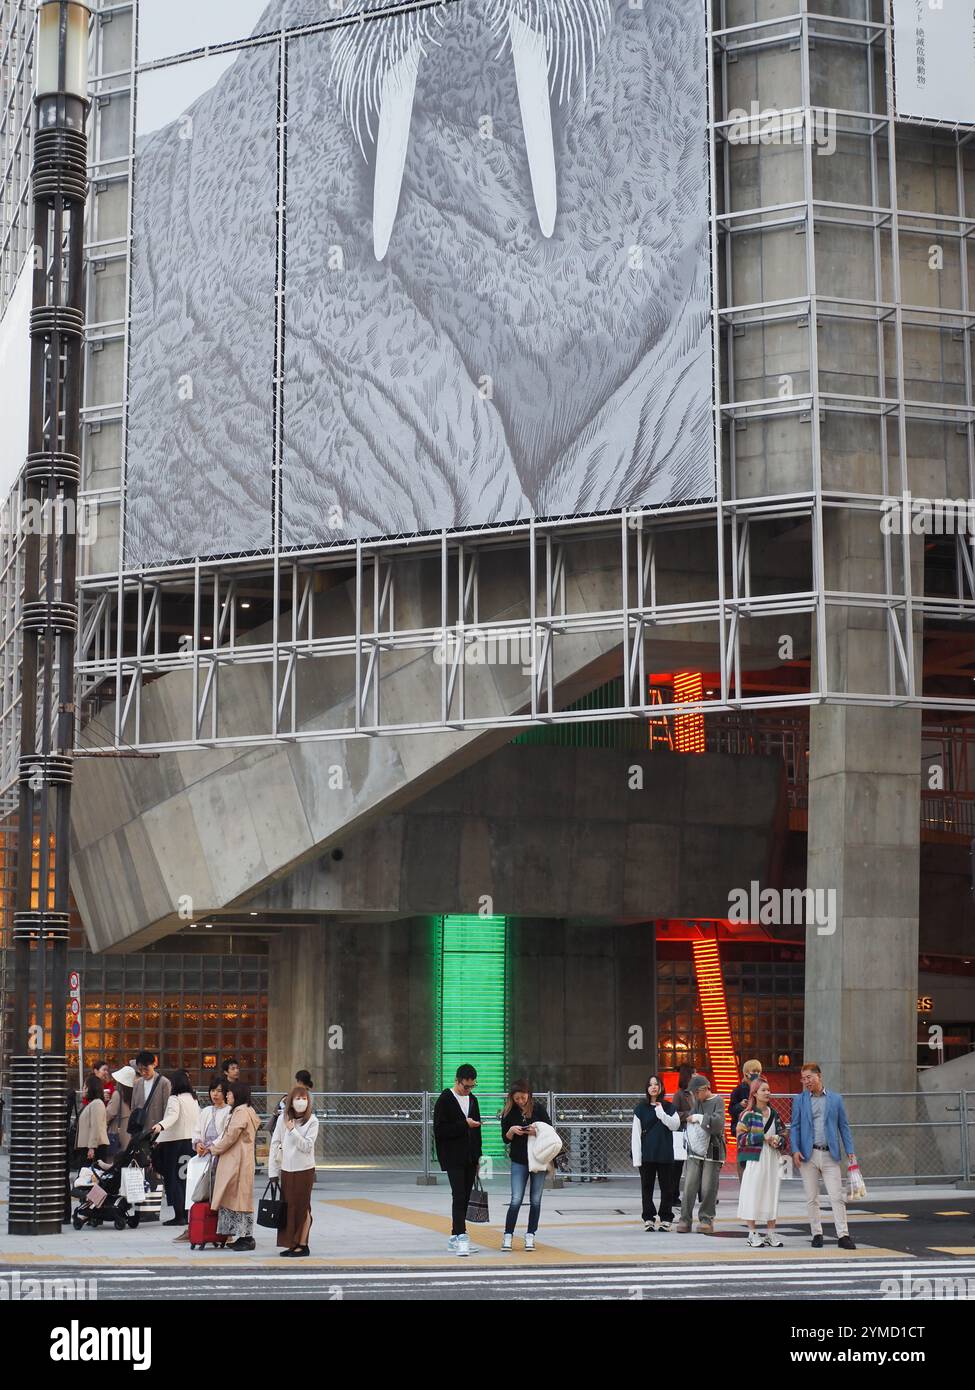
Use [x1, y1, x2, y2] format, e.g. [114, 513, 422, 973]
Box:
[191, 1159, 215, 1205]
[186, 1154, 211, 1204]
[257, 1179, 288, 1230]
[466, 1177, 490, 1224]
[847, 1160, 868, 1201]
[122, 1164, 147, 1205]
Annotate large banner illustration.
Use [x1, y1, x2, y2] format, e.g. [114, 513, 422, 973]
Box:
[125, 0, 714, 565]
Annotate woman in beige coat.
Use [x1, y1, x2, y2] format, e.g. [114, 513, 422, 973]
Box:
[105, 1065, 136, 1155]
[75, 1075, 109, 1167]
[206, 1081, 261, 1251]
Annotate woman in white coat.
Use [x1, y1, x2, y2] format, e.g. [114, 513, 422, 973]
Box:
[193, 1076, 233, 1155]
[268, 1085, 319, 1257]
[151, 1070, 200, 1226]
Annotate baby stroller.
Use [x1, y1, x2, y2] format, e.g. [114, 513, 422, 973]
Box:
[71, 1130, 163, 1231]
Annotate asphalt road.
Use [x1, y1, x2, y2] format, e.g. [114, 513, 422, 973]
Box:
[2, 1200, 972, 1301]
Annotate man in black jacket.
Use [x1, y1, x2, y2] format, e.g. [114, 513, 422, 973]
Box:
[433, 1064, 482, 1256]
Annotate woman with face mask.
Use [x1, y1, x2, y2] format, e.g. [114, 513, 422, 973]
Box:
[268, 1085, 319, 1257]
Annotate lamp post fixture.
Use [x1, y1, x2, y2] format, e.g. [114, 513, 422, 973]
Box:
[8, 0, 91, 1236]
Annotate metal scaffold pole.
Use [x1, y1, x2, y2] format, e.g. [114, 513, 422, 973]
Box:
[8, 0, 90, 1237]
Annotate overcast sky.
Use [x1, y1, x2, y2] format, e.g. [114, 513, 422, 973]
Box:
[137, 0, 272, 65]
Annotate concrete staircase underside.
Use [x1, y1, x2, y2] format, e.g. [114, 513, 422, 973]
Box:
[71, 542, 786, 952]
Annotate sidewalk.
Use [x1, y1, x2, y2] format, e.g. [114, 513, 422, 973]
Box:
[0, 1162, 956, 1267]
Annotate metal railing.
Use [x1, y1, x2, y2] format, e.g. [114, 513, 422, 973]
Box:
[2, 1088, 971, 1185]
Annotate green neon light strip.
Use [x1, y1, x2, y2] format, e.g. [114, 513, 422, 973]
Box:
[438, 915, 507, 1159]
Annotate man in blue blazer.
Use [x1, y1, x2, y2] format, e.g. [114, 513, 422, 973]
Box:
[790, 1062, 858, 1249]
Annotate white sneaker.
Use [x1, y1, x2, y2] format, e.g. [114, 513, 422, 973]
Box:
[501, 1233, 512, 1251]
[746, 1231, 765, 1248]
[644, 1219, 655, 1231]
[524, 1233, 535, 1251]
[447, 1235, 459, 1252]
[764, 1233, 784, 1248]
[658, 1221, 672, 1232]
[456, 1234, 471, 1256]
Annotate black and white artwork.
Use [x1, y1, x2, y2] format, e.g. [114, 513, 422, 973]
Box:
[124, 0, 714, 566]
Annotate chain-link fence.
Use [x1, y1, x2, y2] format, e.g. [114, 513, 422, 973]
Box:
[2, 1086, 973, 1184]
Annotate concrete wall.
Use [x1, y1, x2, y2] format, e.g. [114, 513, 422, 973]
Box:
[266, 916, 655, 1096]
[70, 536, 783, 954]
[250, 745, 786, 921]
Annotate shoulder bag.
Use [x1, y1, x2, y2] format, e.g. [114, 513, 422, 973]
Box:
[127, 1075, 161, 1136]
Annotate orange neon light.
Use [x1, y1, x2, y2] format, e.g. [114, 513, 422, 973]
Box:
[673, 671, 705, 753]
[691, 936, 740, 1146]
[31, 833, 55, 911]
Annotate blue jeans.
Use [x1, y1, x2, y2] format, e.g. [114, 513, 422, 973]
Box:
[505, 1162, 545, 1234]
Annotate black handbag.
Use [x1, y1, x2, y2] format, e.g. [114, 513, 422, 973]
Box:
[127, 1075, 160, 1136]
[466, 1176, 489, 1224]
[257, 1178, 288, 1230]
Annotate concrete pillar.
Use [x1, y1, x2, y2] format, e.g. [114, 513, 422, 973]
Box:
[266, 919, 438, 1095]
[266, 924, 329, 1096]
[804, 703, 921, 1096]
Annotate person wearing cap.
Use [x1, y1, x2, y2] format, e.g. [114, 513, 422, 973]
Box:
[675, 1074, 726, 1234]
[730, 1060, 763, 1180]
[789, 1062, 857, 1250]
[728, 1061, 762, 1173]
[105, 1064, 136, 1155]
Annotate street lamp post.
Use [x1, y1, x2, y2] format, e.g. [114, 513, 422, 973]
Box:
[8, 0, 91, 1236]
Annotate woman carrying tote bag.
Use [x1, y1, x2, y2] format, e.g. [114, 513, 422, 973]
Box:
[268, 1085, 319, 1257]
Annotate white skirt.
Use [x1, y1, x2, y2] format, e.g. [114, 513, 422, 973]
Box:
[737, 1142, 783, 1223]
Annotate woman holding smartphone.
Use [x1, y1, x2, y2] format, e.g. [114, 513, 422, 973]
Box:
[736, 1077, 787, 1247]
[631, 1075, 680, 1231]
[501, 1081, 552, 1252]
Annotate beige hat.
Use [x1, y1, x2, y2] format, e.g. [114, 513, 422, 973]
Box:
[112, 1065, 136, 1087]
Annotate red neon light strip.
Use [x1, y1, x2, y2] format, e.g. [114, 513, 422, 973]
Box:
[691, 937, 740, 1145]
[673, 671, 705, 753]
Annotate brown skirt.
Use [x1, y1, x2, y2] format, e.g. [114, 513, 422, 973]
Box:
[278, 1168, 315, 1248]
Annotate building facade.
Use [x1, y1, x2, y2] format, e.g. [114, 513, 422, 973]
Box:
[0, 1, 974, 1101]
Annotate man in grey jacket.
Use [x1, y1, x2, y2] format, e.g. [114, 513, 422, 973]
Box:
[675, 1074, 727, 1234]
[131, 1051, 172, 1134]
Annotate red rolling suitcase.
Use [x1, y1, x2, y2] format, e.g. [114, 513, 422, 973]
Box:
[188, 1201, 226, 1249]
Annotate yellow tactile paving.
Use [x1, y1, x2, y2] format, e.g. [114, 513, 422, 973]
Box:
[0, 1245, 911, 1268]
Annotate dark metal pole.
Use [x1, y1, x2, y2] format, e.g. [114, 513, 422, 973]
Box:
[8, 0, 90, 1237]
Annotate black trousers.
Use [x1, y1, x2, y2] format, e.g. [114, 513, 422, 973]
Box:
[639, 1161, 676, 1222]
[446, 1163, 479, 1236]
[156, 1139, 193, 1220]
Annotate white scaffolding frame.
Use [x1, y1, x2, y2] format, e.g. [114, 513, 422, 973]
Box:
[0, 0, 973, 773]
